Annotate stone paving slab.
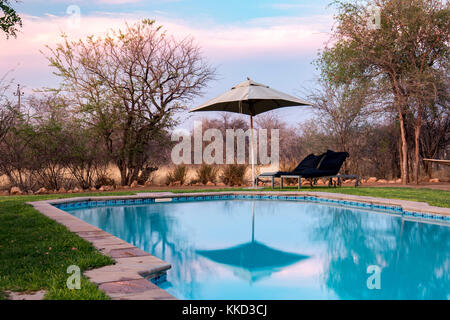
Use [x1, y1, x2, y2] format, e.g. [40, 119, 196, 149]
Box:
[109, 247, 150, 259]
[6, 290, 46, 300]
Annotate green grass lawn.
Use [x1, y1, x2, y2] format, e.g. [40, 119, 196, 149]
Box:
[0, 186, 449, 300]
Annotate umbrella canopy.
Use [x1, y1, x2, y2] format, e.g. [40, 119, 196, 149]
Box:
[190, 78, 313, 187]
[190, 79, 312, 116]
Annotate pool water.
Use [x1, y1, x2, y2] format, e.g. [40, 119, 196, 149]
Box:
[66, 200, 450, 300]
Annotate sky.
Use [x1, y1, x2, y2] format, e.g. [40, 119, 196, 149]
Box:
[0, 0, 336, 129]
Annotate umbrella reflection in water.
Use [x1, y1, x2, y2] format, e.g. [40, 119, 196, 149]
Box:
[197, 201, 309, 283]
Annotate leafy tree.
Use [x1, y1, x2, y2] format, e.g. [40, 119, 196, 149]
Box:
[316, 0, 450, 184]
[0, 0, 22, 38]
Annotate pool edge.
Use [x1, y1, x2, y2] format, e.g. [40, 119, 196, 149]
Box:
[28, 200, 176, 301]
[28, 191, 450, 300]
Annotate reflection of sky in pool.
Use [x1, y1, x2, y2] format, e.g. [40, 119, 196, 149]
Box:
[66, 200, 450, 300]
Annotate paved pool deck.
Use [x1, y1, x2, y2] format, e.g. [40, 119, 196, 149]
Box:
[29, 191, 450, 300]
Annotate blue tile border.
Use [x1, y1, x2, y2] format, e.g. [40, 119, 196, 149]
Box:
[52, 194, 450, 225]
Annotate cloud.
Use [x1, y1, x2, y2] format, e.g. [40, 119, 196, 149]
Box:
[0, 12, 332, 89]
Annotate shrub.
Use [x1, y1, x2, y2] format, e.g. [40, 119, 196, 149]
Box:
[220, 164, 247, 186]
[196, 164, 218, 185]
[95, 174, 116, 189]
[166, 165, 188, 185]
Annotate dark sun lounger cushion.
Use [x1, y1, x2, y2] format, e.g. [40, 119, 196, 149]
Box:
[293, 153, 325, 172]
[318, 150, 349, 173]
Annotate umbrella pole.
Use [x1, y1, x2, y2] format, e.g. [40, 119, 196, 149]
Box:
[250, 115, 255, 188]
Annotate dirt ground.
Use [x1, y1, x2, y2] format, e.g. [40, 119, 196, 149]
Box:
[112, 182, 450, 192]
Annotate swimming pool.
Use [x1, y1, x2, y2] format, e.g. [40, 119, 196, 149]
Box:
[63, 197, 450, 300]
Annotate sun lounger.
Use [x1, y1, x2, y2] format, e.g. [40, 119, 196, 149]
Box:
[258, 150, 359, 189]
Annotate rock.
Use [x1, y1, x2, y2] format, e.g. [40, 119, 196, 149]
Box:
[172, 181, 181, 187]
[429, 178, 440, 183]
[395, 179, 402, 184]
[90, 187, 97, 191]
[35, 187, 47, 195]
[10, 186, 22, 195]
[122, 186, 130, 189]
[144, 181, 152, 186]
[58, 187, 66, 193]
[388, 180, 396, 184]
[73, 187, 81, 193]
[27, 190, 34, 195]
[377, 179, 388, 184]
[206, 181, 215, 186]
[67, 189, 73, 193]
[216, 182, 226, 187]
[99, 186, 105, 191]
[367, 177, 377, 183]
[130, 180, 138, 188]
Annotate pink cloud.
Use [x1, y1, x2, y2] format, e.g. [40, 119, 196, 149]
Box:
[0, 13, 332, 89]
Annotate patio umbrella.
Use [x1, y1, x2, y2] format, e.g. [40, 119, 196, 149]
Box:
[196, 202, 309, 283]
[190, 78, 313, 188]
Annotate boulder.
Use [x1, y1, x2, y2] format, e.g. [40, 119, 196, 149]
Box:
[388, 180, 396, 184]
[144, 180, 152, 187]
[90, 187, 97, 191]
[316, 180, 326, 186]
[216, 182, 226, 187]
[58, 187, 66, 193]
[10, 186, 22, 195]
[73, 187, 81, 193]
[377, 179, 388, 184]
[395, 179, 402, 184]
[130, 180, 138, 188]
[27, 190, 34, 195]
[206, 181, 215, 186]
[35, 187, 48, 195]
[429, 178, 440, 183]
[99, 186, 105, 191]
[367, 177, 377, 183]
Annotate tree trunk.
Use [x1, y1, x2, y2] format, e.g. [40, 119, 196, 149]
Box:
[413, 109, 422, 185]
[398, 112, 408, 185]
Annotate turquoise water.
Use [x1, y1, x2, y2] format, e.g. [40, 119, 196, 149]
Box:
[66, 200, 450, 300]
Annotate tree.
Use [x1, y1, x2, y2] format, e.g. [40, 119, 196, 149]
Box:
[0, 0, 22, 38]
[0, 73, 15, 142]
[45, 20, 215, 185]
[316, 0, 450, 184]
[307, 80, 377, 153]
